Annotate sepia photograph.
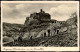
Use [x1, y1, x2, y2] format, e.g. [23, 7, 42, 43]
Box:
[1, 1, 79, 51]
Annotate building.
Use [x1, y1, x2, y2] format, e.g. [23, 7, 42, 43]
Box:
[30, 9, 51, 21]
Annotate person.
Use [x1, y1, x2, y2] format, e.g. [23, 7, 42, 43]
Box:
[57, 29, 59, 34]
[48, 30, 50, 37]
[44, 32, 46, 37]
[30, 36, 32, 40]
[18, 36, 22, 42]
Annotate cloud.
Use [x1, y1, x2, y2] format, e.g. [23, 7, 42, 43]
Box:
[3, 5, 13, 12]
[16, 4, 31, 10]
[48, 5, 77, 21]
[3, 17, 26, 24]
[2, 3, 77, 24]
[3, 4, 30, 18]
[3, 5, 13, 18]
[2, 4, 30, 24]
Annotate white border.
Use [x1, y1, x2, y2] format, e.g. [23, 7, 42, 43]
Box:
[1, 1, 79, 51]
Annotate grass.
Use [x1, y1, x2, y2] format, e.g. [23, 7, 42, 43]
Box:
[3, 32, 77, 47]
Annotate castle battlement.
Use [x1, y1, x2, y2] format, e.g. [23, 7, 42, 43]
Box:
[30, 9, 51, 21]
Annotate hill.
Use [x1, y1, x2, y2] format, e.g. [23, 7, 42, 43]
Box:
[3, 9, 77, 47]
[3, 22, 23, 43]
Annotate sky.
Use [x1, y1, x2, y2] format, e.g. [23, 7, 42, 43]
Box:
[2, 3, 77, 24]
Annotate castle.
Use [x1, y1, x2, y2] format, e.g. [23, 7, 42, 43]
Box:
[21, 9, 59, 39]
[24, 9, 51, 26]
[30, 9, 51, 21]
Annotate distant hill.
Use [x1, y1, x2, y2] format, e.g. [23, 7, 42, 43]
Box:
[3, 22, 23, 36]
[66, 17, 77, 25]
[66, 12, 77, 25]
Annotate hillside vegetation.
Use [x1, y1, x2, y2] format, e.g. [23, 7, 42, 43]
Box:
[3, 10, 78, 47]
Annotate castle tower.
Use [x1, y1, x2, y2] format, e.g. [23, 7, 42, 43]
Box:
[40, 9, 43, 12]
[40, 9, 45, 13]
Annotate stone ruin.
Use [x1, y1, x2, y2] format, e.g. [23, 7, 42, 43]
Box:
[20, 9, 60, 40]
[24, 9, 51, 26]
[30, 9, 51, 21]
